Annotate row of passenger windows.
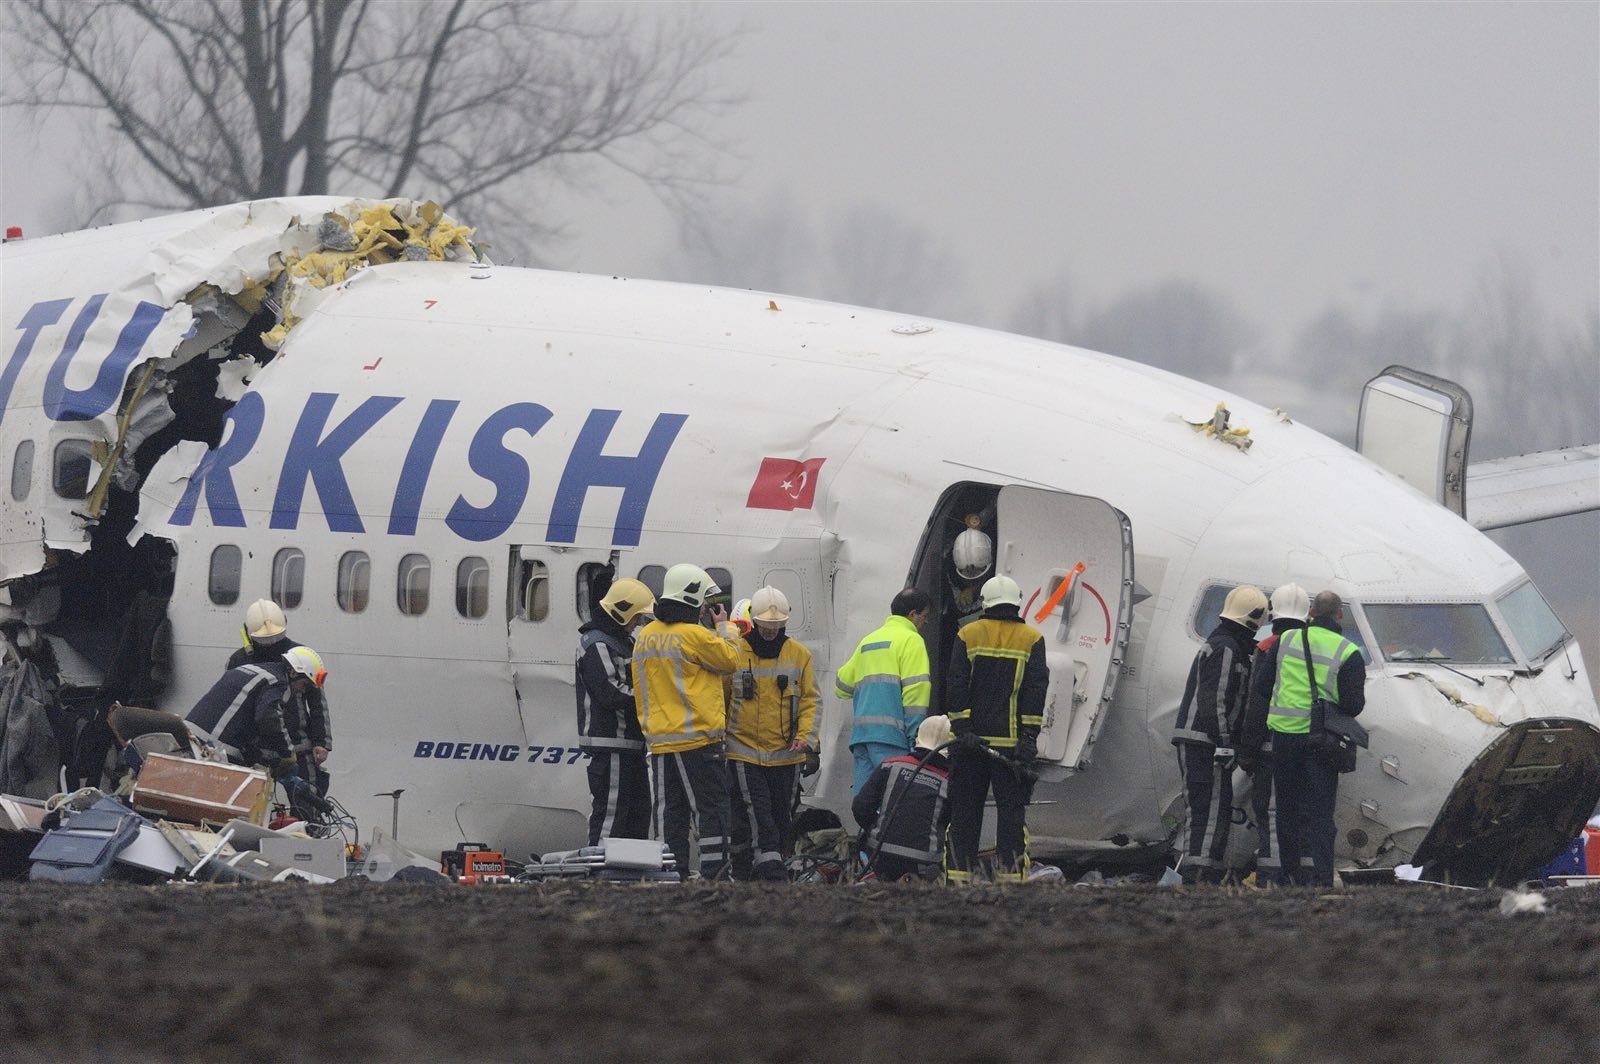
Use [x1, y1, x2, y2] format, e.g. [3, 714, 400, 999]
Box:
[10, 439, 96, 503]
[207, 545, 739, 626]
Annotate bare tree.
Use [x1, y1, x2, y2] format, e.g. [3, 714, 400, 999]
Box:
[1, 0, 738, 249]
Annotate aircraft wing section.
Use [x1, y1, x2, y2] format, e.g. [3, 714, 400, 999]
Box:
[1465, 444, 1599, 530]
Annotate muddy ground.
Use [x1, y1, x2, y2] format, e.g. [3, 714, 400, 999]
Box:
[0, 880, 1595, 1063]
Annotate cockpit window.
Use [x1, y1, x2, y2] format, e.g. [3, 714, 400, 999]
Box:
[1496, 581, 1570, 663]
[1365, 603, 1513, 665]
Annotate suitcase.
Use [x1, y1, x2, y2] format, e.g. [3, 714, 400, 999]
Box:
[131, 753, 271, 826]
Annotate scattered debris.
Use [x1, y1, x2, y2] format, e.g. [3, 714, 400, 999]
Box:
[1498, 888, 1548, 916]
[1183, 402, 1253, 451]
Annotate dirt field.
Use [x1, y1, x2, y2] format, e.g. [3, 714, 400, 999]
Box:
[0, 879, 1596, 1063]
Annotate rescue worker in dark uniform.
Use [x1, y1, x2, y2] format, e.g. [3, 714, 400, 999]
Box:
[632, 563, 742, 879]
[225, 599, 333, 795]
[725, 586, 818, 880]
[1171, 585, 1267, 884]
[576, 576, 655, 845]
[1256, 590, 1366, 886]
[186, 647, 325, 774]
[1238, 583, 1311, 885]
[853, 714, 953, 882]
[945, 575, 1048, 883]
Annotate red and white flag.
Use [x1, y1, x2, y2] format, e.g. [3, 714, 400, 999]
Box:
[746, 457, 825, 511]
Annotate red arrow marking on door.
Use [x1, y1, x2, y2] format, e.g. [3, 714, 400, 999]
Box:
[1023, 589, 1041, 617]
[362, 356, 383, 371]
[1082, 581, 1112, 644]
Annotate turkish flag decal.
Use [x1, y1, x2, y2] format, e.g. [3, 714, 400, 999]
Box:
[746, 457, 825, 511]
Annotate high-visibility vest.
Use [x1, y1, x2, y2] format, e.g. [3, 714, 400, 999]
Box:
[835, 615, 931, 749]
[1267, 626, 1361, 735]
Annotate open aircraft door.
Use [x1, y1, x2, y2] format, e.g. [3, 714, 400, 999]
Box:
[1357, 365, 1473, 518]
[996, 486, 1133, 782]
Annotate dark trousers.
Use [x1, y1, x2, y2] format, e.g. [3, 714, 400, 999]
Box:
[652, 745, 731, 879]
[586, 749, 651, 845]
[1249, 752, 1280, 879]
[947, 748, 1031, 880]
[1177, 742, 1233, 881]
[1272, 731, 1340, 886]
[729, 760, 797, 880]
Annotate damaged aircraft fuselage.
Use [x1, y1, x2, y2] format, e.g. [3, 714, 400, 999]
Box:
[2, 197, 1597, 884]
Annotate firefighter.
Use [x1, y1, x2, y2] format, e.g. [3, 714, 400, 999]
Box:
[945, 575, 1047, 883]
[853, 714, 954, 882]
[1239, 583, 1311, 885]
[576, 576, 656, 845]
[225, 599, 333, 796]
[1259, 590, 1366, 887]
[631, 563, 743, 879]
[1171, 585, 1267, 884]
[726, 586, 819, 880]
[836, 588, 934, 794]
[186, 646, 328, 783]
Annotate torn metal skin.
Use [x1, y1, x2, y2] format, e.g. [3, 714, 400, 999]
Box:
[0, 197, 478, 681]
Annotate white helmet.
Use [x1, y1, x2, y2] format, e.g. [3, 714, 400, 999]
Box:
[953, 529, 993, 581]
[915, 714, 952, 751]
[245, 598, 287, 641]
[1221, 586, 1269, 630]
[283, 646, 327, 688]
[661, 563, 719, 608]
[1269, 583, 1310, 623]
[750, 586, 790, 623]
[600, 578, 655, 626]
[980, 575, 1022, 610]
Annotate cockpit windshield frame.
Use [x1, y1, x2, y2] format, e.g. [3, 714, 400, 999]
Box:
[1363, 601, 1514, 666]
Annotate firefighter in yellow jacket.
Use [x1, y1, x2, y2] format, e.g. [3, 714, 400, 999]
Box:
[631, 563, 743, 879]
[725, 586, 819, 880]
[946, 574, 1048, 882]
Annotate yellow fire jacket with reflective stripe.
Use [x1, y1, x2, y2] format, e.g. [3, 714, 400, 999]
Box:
[725, 636, 819, 767]
[1267, 625, 1361, 735]
[946, 616, 1048, 747]
[631, 619, 743, 754]
[835, 615, 932, 749]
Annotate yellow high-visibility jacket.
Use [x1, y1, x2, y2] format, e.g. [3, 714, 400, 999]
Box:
[725, 635, 819, 767]
[631, 618, 742, 754]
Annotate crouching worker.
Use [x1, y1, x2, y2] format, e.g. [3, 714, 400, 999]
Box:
[853, 714, 953, 882]
[726, 587, 819, 880]
[186, 647, 330, 816]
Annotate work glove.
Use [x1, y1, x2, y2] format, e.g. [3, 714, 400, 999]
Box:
[1235, 751, 1257, 776]
[801, 748, 821, 777]
[1213, 746, 1237, 772]
[955, 731, 987, 754]
[1013, 735, 1038, 764]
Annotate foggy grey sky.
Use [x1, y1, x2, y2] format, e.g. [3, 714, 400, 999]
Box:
[547, 1, 1598, 352]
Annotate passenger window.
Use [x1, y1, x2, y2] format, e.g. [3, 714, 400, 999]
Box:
[576, 562, 612, 624]
[10, 440, 33, 501]
[707, 567, 734, 610]
[398, 554, 431, 616]
[337, 551, 370, 613]
[53, 439, 94, 500]
[637, 565, 666, 599]
[208, 544, 242, 606]
[456, 556, 490, 619]
[514, 559, 549, 622]
[272, 548, 305, 609]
